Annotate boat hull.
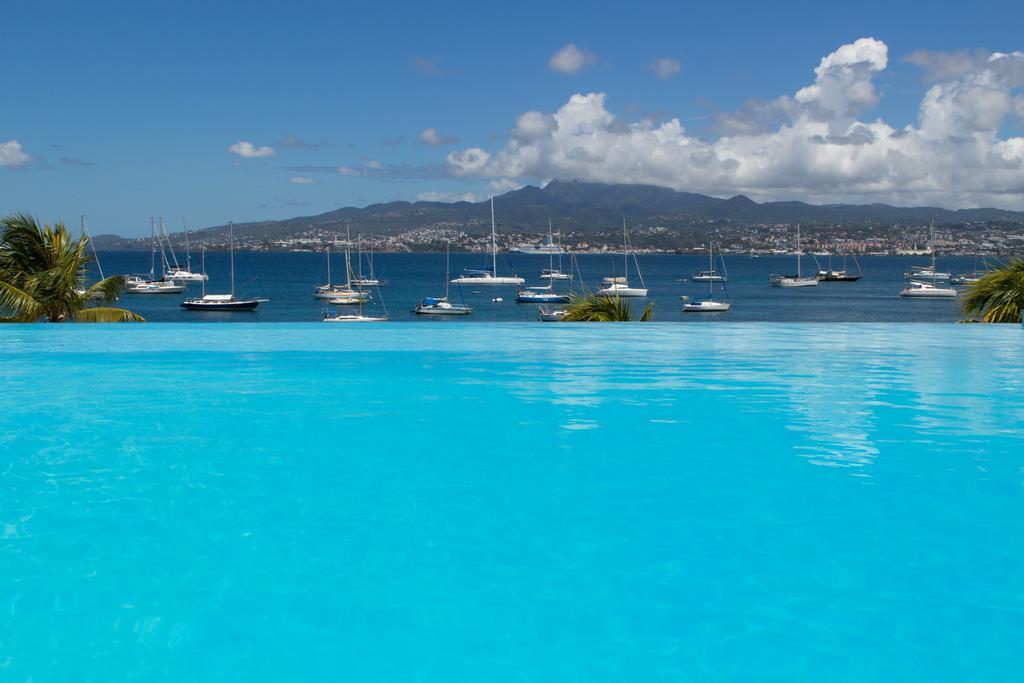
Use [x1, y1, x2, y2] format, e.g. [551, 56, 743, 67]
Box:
[770, 276, 818, 287]
[683, 301, 731, 312]
[899, 288, 958, 298]
[450, 276, 525, 285]
[323, 315, 388, 322]
[598, 287, 648, 297]
[181, 300, 260, 310]
[414, 306, 472, 315]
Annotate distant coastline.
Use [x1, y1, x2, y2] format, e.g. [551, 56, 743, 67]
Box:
[89, 181, 1024, 258]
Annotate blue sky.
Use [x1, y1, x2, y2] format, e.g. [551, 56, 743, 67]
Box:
[2, 0, 1023, 236]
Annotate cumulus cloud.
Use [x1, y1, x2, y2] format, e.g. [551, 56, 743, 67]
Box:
[228, 140, 275, 158]
[649, 57, 681, 79]
[337, 166, 361, 176]
[549, 44, 597, 75]
[445, 38, 1024, 209]
[289, 176, 315, 184]
[417, 190, 479, 203]
[420, 127, 459, 145]
[1, 140, 30, 168]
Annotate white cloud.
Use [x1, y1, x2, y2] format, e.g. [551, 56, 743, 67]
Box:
[365, 159, 383, 169]
[417, 191, 479, 203]
[549, 44, 597, 75]
[420, 127, 459, 145]
[446, 38, 1024, 209]
[337, 166, 361, 176]
[0, 140, 30, 168]
[289, 176, 315, 184]
[649, 57, 681, 80]
[227, 140, 275, 158]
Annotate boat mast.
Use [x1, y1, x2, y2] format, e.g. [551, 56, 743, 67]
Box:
[229, 221, 235, 297]
[930, 219, 936, 287]
[159, 218, 178, 273]
[150, 218, 156, 280]
[709, 241, 714, 297]
[796, 223, 802, 279]
[548, 219, 554, 277]
[622, 217, 629, 282]
[327, 238, 333, 288]
[490, 195, 497, 276]
[200, 243, 206, 297]
[345, 226, 353, 288]
[183, 217, 191, 272]
[81, 215, 105, 280]
[445, 240, 451, 300]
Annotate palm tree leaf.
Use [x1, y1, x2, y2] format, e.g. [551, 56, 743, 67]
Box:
[1, 213, 141, 323]
[960, 258, 1024, 323]
[0, 280, 45, 322]
[73, 307, 145, 323]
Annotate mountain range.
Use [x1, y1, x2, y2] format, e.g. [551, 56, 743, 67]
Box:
[92, 180, 1024, 248]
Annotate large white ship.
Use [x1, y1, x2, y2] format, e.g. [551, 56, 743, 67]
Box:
[512, 232, 564, 254]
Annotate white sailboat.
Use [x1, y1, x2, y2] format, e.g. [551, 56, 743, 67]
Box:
[416, 241, 472, 315]
[125, 218, 185, 294]
[518, 220, 571, 303]
[351, 235, 384, 287]
[324, 230, 388, 321]
[683, 241, 731, 312]
[769, 224, 818, 287]
[538, 221, 572, 280]
[164, 218, 208, 281]
[900, 221, 957, 298]
[181, 223, 262, 310]
[450, 196, 524, 285]
[691, 241, 727, 282]
[598, 218, 648, 297]
[314, 236, 370, 303]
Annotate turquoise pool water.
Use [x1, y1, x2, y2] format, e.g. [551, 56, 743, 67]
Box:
[3, 323, 1023, 681]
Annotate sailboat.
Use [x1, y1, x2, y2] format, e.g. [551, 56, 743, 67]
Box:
[323, 229, 387, 321]
[180, 223, 262, 310]
[683, 241, 730, 312]
[950, 256, 986, 284]
[351, 236, 384, 287]
[124, 218, 185, 294]
[691, 241, 727, 282]
[598, 218, 648, 297]
[517, 220, 571, 303]
[450, 196, 525, 285]
[415, 241, 472, 315]
[314, 236, 370, 303]
[769, 224, 818, 287]
[538, 251, 582, 321]
[816, 250, 862, 282]
[900, 221, 957, 298]
[164, 218, 208, 281]
[539, 221, 572, 280]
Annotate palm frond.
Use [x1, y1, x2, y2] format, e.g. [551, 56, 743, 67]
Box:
[0, 279, 45, 322]
[1, 213, 141, 323]
[73, 307, 145, 323]
[81, 275, 127, 303]
[639, 302, 655, 322]
[960, 259, 1024, 323]
[563, 293, 634, 322]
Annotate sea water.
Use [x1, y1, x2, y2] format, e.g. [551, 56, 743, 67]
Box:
[94, 252, 986, 323]
[2, 323, 1023, 681]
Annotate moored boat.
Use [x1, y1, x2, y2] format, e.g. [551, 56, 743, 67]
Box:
[181, 225, 262, 311]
